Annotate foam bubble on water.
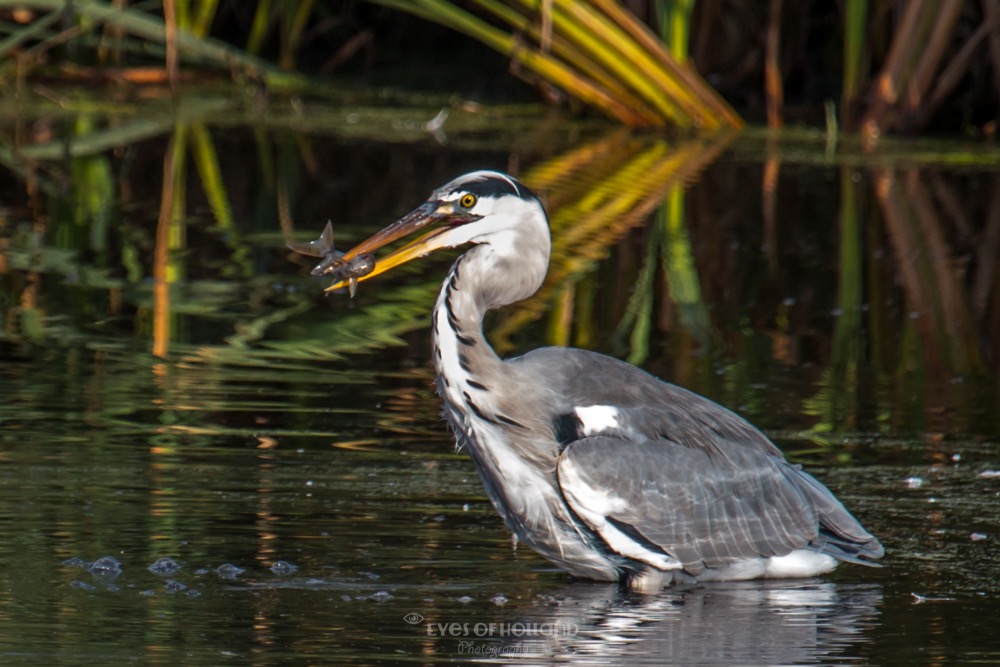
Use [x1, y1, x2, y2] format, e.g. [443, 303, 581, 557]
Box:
[148, 557, 181, 575]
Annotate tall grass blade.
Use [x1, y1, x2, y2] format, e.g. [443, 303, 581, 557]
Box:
[859, 0, 934, 142]
[656, 0, 694, 62]
[281, 0, 316, 71]
[190, 0, 221, 37]
[471, 0, 662, 123]
[535, 0, 692, 124]
[764, 0, 784, 128]
[908, 6, 1000, 131]
[898, 2, 963, 126]
[246, 0, 275, 55]
[841, 0, 868, 125]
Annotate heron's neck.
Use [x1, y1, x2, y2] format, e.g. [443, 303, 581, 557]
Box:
[431, 254, 502, 411]
[433, 244, 548, 414]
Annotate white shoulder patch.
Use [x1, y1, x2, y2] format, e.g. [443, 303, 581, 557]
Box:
[574, 405, 621, 436]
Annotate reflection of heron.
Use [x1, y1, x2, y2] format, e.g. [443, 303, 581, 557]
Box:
[478, 581, 883, 665]
[315, 171, 883, 589]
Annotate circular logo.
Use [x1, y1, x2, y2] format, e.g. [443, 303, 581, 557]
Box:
[403, 613, 425, 625]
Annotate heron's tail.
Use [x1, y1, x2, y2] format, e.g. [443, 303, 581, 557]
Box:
[790, 468, 885, 565]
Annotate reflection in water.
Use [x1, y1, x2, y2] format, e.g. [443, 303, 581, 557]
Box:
[875, 169, 985, 376]
[472, 581, 881, 666]
[1, 111, 1000, 665]
[491, 132, 730, 353]
[2, 116, 998, 442]
[0, 332, 996, 665]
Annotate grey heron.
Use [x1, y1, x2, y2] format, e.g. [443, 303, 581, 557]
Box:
[304, 170, 884, 589]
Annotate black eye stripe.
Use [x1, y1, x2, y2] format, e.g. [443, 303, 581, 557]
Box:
[446, 174, 537, 201]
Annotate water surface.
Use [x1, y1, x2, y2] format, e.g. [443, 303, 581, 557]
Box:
[1, 94, 999, 664]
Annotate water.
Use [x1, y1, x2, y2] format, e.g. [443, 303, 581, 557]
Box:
[1, 94, 999, 664]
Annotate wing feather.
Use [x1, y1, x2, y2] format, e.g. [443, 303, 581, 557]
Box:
[557, 433, 878, 575]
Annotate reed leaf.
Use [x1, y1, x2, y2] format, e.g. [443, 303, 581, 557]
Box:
[0, 0, 302, 86]
[471, 0, 662, 124]
[375, 0, 652, 125]
[528, 0, 691, 124]
[512, 0, 721, 126]
[373, 0, 741, 129]
[589, 0, 741, 127]
[0, 7, 62, 59]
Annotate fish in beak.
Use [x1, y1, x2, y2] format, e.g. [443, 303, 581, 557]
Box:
[287, 221, 375, 297]
[290, 200, 480, 296]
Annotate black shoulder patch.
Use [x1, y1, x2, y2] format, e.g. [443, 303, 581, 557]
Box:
[552, 412, 584, 447]
[606, 517, 672, 558]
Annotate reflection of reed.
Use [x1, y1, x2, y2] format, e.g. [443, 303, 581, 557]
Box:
[491, 132, 732, 351]
[613, 187, 712, 366]
[973, 181, 1000, 371]
[152, 125, 185, 359]
[875, 169, 983, 375]
[149, 120, 258, 357]
[804, 167, 864, 435]
[3, 116, 998, 439]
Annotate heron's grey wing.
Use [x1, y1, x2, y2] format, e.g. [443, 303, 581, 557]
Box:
[509, 346, 882, 569]
[511, 347, 784, 458]
[557, 434, 864, 575]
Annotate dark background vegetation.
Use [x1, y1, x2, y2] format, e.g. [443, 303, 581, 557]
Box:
[2, 2, 998, 135]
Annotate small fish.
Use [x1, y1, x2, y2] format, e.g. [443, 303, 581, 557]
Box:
[288, 221, 375, 297]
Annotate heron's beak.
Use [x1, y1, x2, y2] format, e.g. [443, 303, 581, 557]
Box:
[325, 200, 478, 292]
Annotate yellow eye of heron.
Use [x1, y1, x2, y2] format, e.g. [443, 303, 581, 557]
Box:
[459, 194, 477, 209]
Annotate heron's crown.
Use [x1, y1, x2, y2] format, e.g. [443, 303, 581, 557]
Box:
[435, 170, 539, 204]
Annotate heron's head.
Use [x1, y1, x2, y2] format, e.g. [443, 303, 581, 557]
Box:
[324, 171, 550, 293]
